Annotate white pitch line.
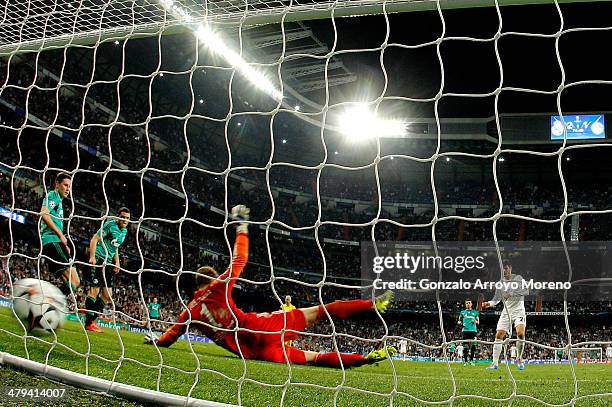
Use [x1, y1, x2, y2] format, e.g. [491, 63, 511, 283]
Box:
[346, 370, 612, 383]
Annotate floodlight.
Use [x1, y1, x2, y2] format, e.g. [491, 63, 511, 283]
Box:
[157, 0, 282, 101]
[195, 26, 282, 101]
[338, 105, 405, 142]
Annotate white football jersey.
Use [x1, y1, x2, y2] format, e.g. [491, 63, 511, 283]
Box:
[488, 274, 528, 316]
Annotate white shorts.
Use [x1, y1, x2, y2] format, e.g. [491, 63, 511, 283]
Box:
[496, 310, 526, 333]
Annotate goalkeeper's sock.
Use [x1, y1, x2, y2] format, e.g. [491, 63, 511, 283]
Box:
[492, 340, 503, 364]
[84, 296, 97, 326]
[517, 336, 525, 360]
[317, 300, 373, 321]
[313, 352, 369, 368]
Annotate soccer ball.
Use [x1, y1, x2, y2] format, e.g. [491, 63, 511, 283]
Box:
[12, 278, 67, 335]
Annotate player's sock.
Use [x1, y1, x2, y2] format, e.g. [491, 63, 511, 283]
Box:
[317, 300, 373, 321]
[60, 280, 76, 298]
[84, 295, 97, 326]
[517, 336, 525, 360]
[95, 296, 106, 316]
[313, 352, 370, 368]
[492, 340, 503, 365]
[470, 344, 476, 362]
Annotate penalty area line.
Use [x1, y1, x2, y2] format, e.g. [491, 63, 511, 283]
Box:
[349, 370, 612, 383]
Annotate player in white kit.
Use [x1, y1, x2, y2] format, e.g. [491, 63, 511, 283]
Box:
[482, 261, 529, 370]
[510, 345, 517, 364]
[606, 345, 612, 361]
[399, 339, 408, 360]
[456, 344, 464, 362]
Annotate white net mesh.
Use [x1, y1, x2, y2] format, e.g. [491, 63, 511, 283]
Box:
[1, 0, 611, 405]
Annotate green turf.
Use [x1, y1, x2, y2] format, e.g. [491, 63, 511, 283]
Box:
[0, 307, 611, 406]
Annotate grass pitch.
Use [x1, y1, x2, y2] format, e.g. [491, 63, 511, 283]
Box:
[0, 307, 610, 406]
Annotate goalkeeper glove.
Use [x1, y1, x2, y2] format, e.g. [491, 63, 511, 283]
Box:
[144, 332, 159, 345]
[231, 205, 250, 234]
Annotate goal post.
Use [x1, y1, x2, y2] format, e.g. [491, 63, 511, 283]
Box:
[0, 351, 232, 406]
[0, 0, 607, 55]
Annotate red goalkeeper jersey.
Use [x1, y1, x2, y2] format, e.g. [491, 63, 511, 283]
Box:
[156, 232, 248, 354]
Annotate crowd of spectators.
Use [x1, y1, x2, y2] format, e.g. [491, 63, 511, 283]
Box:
[1, 50, 611, 360]
[4, 54, 612, 219]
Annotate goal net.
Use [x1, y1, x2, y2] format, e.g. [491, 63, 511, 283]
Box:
[1, 0, 611, 405]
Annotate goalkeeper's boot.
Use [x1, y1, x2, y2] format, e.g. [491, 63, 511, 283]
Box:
[366, 346, 397, 363]
[86, 321, 103, 333]
[485, 363, 499, 370]
[516, 359, 525, 370]
[374, 290, 394, 314]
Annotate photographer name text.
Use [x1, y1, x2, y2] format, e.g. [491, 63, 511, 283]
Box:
[373, 278, 572, 291]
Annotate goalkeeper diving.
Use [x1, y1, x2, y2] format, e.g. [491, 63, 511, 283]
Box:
[145, 205, 396, 368]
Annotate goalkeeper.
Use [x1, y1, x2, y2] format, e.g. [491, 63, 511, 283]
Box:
[146, 205, 396, 368]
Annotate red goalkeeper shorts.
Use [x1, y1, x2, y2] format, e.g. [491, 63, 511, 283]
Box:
[238, 309, 307, 362]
